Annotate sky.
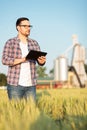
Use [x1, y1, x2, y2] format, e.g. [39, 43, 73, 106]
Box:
[0, 0, 87, 74]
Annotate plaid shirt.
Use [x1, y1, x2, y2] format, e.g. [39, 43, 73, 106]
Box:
[2, 36, 40, 86]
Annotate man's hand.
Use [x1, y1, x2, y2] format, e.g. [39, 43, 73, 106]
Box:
[12, 57, 26, 66]
[37, 56, 46, 65]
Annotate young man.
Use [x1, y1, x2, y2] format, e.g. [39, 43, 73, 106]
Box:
[2, 17, 46, 100]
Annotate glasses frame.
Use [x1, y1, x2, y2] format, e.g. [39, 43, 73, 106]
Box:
[19, 25, 33, 28]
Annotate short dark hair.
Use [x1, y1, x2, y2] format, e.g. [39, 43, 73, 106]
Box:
[16, 17, 29, 27]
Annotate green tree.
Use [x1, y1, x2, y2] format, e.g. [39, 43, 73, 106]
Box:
[49, 68, 54, 77]
[36, 65, 48, 77]
[0, 73, 7, 86]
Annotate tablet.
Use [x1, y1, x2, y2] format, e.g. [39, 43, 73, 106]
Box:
[26, 50, 47, 60]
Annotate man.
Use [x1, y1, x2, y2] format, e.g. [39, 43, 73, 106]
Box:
[2, 17, 46, 100]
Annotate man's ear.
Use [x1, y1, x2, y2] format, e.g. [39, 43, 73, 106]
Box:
[16, 26, 19, 31]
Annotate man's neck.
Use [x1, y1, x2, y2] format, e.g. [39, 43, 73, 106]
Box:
[18, 34, 28, 43]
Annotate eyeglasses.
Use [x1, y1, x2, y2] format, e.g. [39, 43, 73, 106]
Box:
[19, 25, 33, 28]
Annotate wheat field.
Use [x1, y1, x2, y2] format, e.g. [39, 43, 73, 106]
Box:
[0, 88, 87, 130]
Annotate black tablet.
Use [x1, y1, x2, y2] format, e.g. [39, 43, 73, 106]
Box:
[26, 50, 47, 60]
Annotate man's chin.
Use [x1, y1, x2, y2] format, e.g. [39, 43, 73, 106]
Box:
[25, 34, 29, 37]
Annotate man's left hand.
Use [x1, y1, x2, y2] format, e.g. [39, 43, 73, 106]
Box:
[37, 56, 46, 65]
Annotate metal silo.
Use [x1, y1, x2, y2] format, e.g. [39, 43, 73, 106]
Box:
[54, 56, 68, 81]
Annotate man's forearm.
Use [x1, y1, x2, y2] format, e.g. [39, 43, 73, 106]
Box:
[13, 57, 26, 66]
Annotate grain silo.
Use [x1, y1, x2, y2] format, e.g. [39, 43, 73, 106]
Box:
[54, 56, 68, 82]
